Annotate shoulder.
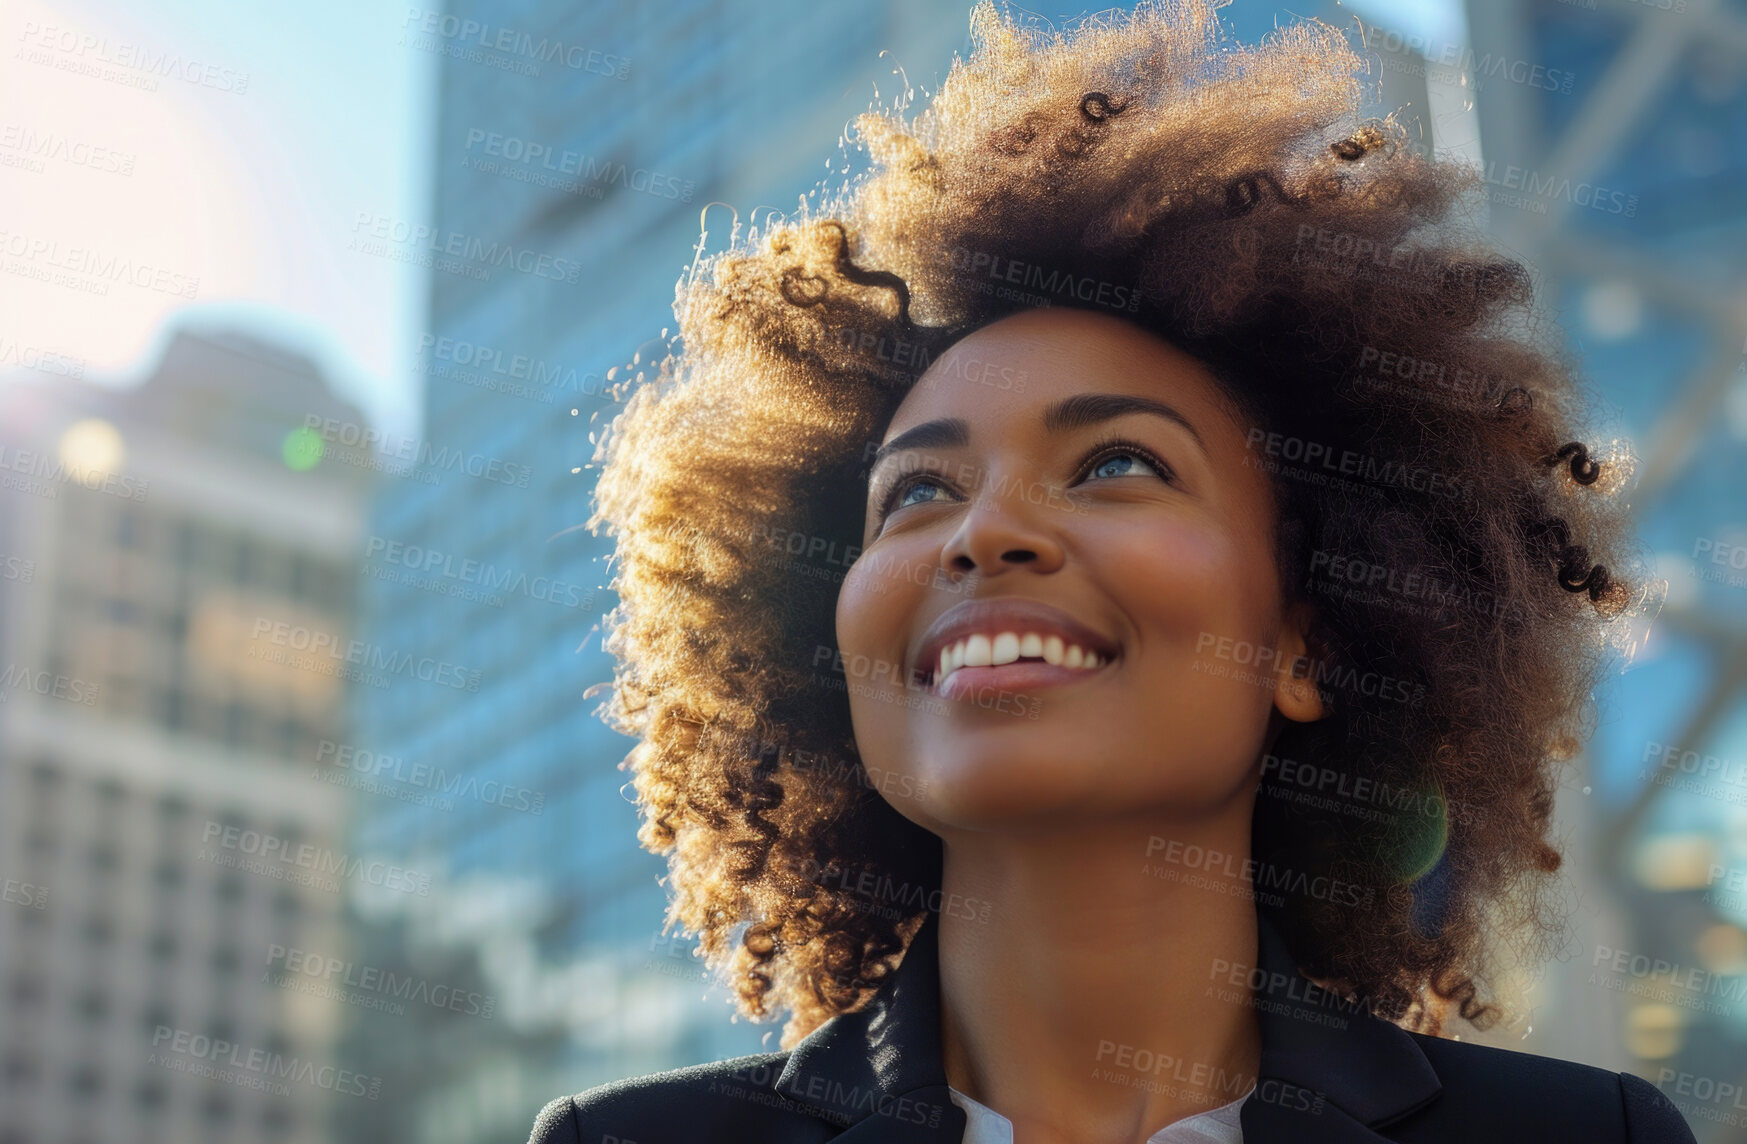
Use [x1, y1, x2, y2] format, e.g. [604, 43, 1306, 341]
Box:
[526, 1051, 831, 1144]
[1398, 1033, 1694, 1143]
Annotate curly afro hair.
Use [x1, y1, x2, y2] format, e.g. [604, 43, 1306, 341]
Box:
[583, 0, 1665, 1049]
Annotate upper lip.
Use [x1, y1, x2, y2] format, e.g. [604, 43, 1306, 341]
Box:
[913, 597, 1122, 685]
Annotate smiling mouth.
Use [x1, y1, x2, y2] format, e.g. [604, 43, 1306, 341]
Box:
[911, 634, 1119, 698]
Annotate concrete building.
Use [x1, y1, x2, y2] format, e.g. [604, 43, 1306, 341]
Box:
[0, 329, 374, 1144]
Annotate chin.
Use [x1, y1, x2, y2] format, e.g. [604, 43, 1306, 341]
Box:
[877, 746, 1117, 833]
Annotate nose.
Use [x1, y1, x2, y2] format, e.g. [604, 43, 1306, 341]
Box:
[938, 480, 1067, 578]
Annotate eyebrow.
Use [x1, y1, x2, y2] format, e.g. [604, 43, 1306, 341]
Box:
[867, 392, 1209, 475]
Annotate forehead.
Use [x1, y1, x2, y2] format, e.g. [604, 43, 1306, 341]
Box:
[886, 307, 1244, 435]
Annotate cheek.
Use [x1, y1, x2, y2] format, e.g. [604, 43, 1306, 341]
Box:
[834, 553, 890, 658]
[831, 550, 945, 828]
[1100, 519, 1262, 645]
[834, 531, 949, 651]
[1095, 518, 1282, 763]
[832, 549, 924, 706]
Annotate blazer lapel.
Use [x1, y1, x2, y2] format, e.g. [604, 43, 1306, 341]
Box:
[1239, 912, 1444, 1142]
[775, 908, 1444, 1143]
[775, 911, 969, 1142]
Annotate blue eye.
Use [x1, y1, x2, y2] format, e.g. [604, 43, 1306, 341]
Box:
[1090, 451, 1153, 479]
[1082, 444, 1168, 483]
[872, 436, 1174, 529]
[896, 479, 948, 509]
[874, 473, 956, 524]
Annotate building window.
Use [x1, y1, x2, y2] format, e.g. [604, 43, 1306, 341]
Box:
[215, 873, 245, 905]
[75, 990, 109, 1023]
[88, 844, 121, 874]
[80, 916, 114, 947]
[67, 1064, 101, 1098]
[8, 977, 43, 1011]
[262, 1103, 295, 1135]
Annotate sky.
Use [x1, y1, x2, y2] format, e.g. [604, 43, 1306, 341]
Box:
[1, 0, 435, 438]
[0, 0, 1493, 447]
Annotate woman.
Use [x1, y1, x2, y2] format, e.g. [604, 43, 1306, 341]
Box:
[529, 1, 1689, 1140]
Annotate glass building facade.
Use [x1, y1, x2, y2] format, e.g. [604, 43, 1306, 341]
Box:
[342, 4, 972, 1142]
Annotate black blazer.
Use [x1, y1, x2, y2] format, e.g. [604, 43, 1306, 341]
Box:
[528, 907, 1696, 1143]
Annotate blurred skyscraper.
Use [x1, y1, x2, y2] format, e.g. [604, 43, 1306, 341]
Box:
[341, 3, 973, 1143]
[0, 329, 373, 1143]
[1338, 0, 1747, 1126]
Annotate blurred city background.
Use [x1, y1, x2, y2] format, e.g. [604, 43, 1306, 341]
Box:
[1, 0, 1744, 1140]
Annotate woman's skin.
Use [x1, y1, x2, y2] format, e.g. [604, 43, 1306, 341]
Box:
[834, 306, 1328, 1144]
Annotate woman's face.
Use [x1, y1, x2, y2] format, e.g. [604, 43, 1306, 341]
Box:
[833, 306, 1324, 835]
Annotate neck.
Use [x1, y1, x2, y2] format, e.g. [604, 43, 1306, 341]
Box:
[937, 806, 1262, 1144]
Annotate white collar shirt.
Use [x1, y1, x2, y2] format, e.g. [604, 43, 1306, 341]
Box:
[947, 1081, 1252, 1143]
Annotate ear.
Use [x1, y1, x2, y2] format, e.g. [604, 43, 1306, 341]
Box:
[1272, 599, 1326, 724]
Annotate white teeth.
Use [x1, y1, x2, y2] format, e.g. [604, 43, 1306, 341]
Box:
[930, 630, 1113, 687]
